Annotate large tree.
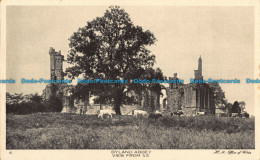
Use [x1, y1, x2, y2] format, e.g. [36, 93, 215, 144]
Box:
[66, 6, 157, 115]
[231, 101, 241, 114]
[208, 83, 227, 107]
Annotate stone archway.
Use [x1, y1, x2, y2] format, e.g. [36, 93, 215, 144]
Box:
[160, 86, 167, 110]
[163, 98, 167, 110]
[61, 87, 75, 113]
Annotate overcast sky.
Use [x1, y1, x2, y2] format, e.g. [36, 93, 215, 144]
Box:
[6, 6, 255, 114]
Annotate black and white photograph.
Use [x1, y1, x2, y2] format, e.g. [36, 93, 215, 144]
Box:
[0, 1, 259, 160]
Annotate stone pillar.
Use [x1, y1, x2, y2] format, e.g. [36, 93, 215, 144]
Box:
[163, 98, 167, 110]
[191, 90, 196, 107]
[156, 93, 160, 110]
[196, 89, 201, 111]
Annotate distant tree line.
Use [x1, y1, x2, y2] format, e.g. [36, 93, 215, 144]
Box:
[6, 92, 62, 114]
[225, 101, 249, 117]
[208, 83, 249, 117]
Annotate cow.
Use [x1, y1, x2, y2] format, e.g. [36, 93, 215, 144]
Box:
[172, 110, 183, 117]
[132, 110, 149, 117]
[197, 112, 205, 116]
[231, 113, 241, 118]
[97, 109, 116, 119]
[149, 110, 163, 121]
[155, 110, 162, 114]
[241, 112, 249, 118]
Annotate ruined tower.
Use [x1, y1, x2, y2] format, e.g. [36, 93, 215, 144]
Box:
[49, 47, 64, 80]
[194, 56, 203, 80]
[43, 47, 64, 100]
[44, 47, 89, 113]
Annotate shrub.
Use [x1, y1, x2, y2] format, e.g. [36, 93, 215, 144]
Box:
[6, 102, 46, 114]
[6, 92, 63, 114]
[43, 94, 63, 112]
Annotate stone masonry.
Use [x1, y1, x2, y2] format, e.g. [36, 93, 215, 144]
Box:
[165, 56, 215, 116]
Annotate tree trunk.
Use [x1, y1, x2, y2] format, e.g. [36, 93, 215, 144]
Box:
[114, 88, 123, 115]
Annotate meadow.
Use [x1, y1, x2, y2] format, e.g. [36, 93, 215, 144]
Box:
[6, 112, 255, 149]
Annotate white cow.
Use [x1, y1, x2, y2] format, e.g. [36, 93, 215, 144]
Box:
[231, 113, 239, 117]
[98, 109, 116, 119]
[155, 110, 162, 114]
[197, 112, 205, 116]
[132, 110, 148, 117]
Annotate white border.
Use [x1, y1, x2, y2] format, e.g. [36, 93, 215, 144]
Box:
[0, 0, 259, 160]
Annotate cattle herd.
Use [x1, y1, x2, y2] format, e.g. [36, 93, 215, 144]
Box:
[96, 108, 249, 119]
[97, 109, 166, 120]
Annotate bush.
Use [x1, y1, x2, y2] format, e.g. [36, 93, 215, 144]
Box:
[6, 102, 46, 114]
[43, 95, 63, 112]
[6, 92, 63, 114]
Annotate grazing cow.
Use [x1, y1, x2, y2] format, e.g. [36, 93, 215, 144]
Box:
[155, 110, 162, 114]
[172, 110, 183, 117]
[241, 112, 249, 118]
[197, 112, 205, 116]
[98, 109, 116, 119]
[149, 110, 163, 120]
[132, 110, 148, 117]
[231, 113, 240, 118]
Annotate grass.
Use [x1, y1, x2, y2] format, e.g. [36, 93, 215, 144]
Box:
[6, 112, 255, 149]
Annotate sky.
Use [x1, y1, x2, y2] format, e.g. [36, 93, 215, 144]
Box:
[6, 6, 255, 114]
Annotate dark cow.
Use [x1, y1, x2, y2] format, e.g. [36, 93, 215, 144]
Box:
[172, 110, 183, 117]
[148, 110, 163, 121]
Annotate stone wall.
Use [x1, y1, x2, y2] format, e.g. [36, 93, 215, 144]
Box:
[139, 88, 160, 110]
[166, 83, 215, 116]
[166, 88, 182, 112]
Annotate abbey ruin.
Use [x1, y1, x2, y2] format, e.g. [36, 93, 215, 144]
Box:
[43, 48, 215, 116]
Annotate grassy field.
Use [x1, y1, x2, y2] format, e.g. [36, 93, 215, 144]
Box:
[6, 112, 255, 149]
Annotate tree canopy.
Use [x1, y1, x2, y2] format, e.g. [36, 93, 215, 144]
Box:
[208, 83, 227, 107]
[231, 101, 241, 114]
[66, 6, 158, 114]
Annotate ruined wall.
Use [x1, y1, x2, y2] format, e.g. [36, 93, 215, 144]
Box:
[195, 84, 215, 114]
[166, 87, 183, 113]
[43, 84, 52, 100]
[166, 83, 215, 116]
[140, 88, 160, 110]
[166, 73, 184, 113]
[182, 85, 197, 115]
